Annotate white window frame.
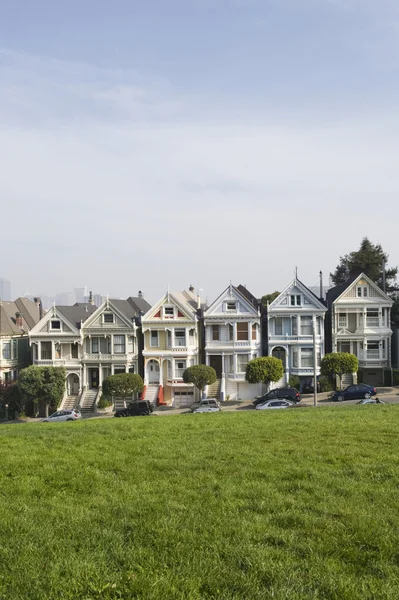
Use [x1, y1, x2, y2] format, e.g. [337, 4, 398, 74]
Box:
[163, 306, 174, 319]
[226, 302, 237, 312]
[150, 330, 159, 347]
[114, 335, 126, 354]
[50, 319, 62, 331]
[301, 348, 313, 368]
[290, 295, 301, 306]
[103, 313, 114, 324]
[237, 353, 249, 372]
[338, 313, 347, 328]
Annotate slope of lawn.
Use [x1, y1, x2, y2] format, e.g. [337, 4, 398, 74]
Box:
[0, 406, 399, 599]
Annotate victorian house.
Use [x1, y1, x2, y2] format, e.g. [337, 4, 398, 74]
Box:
[203, 284, 261, 401]
[267, 278, 327, 389]
[0, 297, 42, 383]
[325, 273, 393, 386]
[29, 295, 150, 413]
[141, 288, 201, 407]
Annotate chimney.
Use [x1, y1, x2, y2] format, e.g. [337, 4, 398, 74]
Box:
[15, 312, 23, 328]
[319, 271, 323, 301]
[138, 290, 143, 298]
[89, 291, 93, 305]
[189, 284, 195, 293]
[34, 297, 43, 320]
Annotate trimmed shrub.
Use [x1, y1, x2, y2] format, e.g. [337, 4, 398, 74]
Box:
[288, 375, 300, 389]
[318, 376, 334, 392]
[97, 395, 111, 409]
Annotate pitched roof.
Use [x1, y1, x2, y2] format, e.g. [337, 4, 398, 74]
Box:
[56, 303, 98, 329]
[326, 275, 359, 307]
[0, 298, 41, 335]
[126, 296, 152, 315]
[236, 284, 259, 309]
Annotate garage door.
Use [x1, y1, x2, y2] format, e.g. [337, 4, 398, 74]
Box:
[174, 389, 195, 408]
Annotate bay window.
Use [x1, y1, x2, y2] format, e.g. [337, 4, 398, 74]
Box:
[237, 323, 249, 341]
[114, 335, 126, 354]
[237, 354, 249, 372]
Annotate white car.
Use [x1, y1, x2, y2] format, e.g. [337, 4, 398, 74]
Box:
[255, 399, 294, 410]
[42, 409, 81, 422]
[193, 399, 221, 413]
[190, 398, 220, 412]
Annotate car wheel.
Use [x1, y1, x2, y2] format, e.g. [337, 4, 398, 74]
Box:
[364, 392, 371, 399]
[337, 395, 344, 402]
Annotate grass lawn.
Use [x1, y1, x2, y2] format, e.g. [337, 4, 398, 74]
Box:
[0, 407, 399, 599]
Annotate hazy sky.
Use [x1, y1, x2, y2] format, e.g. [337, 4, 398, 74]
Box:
[1, 0, 399, 305]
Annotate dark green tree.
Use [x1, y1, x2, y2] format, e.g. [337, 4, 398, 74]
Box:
[331, 237, 398, 292]
[102, 373, 144, 403]
[261, 291, 280, 306]
[183, 365, 216, 399]
[19, 366, 66, 417]
[245, 356, 284, 389]
[320, 353, 358, 390]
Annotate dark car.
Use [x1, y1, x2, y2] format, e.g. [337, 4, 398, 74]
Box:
[302, 379, 321, 394]
[114, 400, 154, 417]
[331, 384, 377, 402]
[253, 387, 301, 407]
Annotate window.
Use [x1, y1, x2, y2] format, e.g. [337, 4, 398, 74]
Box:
[275, 317, 282, 335]
[366, 309, 379, 327]
[50, 320, 61, 330]
[128, 366, 135, 373]
[114, 335, 125, 354]
[301, 348, 313, 367]
[114, 367, 126, 374]
[290, 295, 301, 306]
[166, 330, 172, 347]
[71, 344, 78, 359]
[237, 323, 249, 341]
[91, 338, 99, 354]
[292, 348, 298, 367]
[175, 360, 186, 378]
[357, 286, 368, 297]
[237, 354, 249, 372]
[2, 342, 11, 359]
[103, 313, 114, 323]
[338, 313, 347, 327]
[55, 343, 61, 359]
[212, 325, 220, 341]
[150, 330, 159, 347]
[164, 307, 174, 318]
[12, 340, 17, 359]
[227, 302, 237, 311]
[41, 341, 52, 360]
[252, 323, 257, 340]
[175, 329, 186, 346]
[301, 316, 312, 335]
[229, 324, 234, 341]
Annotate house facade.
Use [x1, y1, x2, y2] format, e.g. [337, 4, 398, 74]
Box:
[141, 289, 201, 407]
[203, 284, 262, 401]
[29, 295, 150, 412]
[267, 278, 327, 389]
[326, 273, 393, 386]
[0, 298, 41, 382]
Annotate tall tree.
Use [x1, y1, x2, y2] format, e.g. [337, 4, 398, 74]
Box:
[19, 366, 66, 417]
[103, 373, 144, 404]
[331, 238, 398, 292]
[321, 353, 359, 390]
[183, 365, 216, 399]
[261, 291, 280, 306]
[245, 357, 284, 390]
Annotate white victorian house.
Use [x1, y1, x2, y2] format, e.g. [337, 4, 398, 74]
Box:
[326, 273, 393, 386]
[267, 278, 327, 388]
[141, 289, 201, 407]
[203, 284, 261, 401]
[29, 295, 150, 414]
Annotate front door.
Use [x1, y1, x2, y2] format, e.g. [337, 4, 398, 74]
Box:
[210, 355, 223, 378]
[148, 360, 160, 384]
[90, 368, 99, 389]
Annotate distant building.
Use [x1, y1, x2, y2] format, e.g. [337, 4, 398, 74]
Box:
[93, 293, 104, 307]
[0, 297, 42, 382]
[74, 287, 88, 304]
[56, 292, 74, 306]
[0, 278, 11, 301]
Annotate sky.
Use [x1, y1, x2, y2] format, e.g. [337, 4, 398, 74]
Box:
[1, 0, 399, 305]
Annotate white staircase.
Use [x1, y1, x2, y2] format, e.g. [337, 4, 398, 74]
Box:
[80, 389, 98, 414]
[207, 379, 221, 399]
[341, 373, 353, 387]
[145, 385, 159, 405]
[62, 395, 78, 410]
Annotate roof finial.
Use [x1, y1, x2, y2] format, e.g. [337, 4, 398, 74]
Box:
[295, 266, 298, 281]
[229, 280, 233, 296]
[167, 284, 170, 302]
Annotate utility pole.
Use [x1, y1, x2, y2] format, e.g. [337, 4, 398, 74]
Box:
[382, 259, 386, 293]
[313, 317, 317, 408]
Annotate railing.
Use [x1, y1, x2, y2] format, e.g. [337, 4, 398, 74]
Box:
[359, 350, 384, 361]
[366, 318, 379, 327]
[83, 353, 128, 361]
[268, 335, 313, 341]
[227, 372, 246, 379]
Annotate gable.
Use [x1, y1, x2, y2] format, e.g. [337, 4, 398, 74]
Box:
[269, 279, 326, 312]
[30, 308, 78, 335]
[84, 301, 135, 330]
[205, 285, 259, 318]
[143, 293, 196, 322]
[336, 273, 393, 304]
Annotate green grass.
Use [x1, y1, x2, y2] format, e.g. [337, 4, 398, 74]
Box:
[0, 407, 399, 599]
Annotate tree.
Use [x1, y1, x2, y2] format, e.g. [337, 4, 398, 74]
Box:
[320, 353, 358, 389]
[261, 291, 280, 306]
[183, 365, 216, 399]
[331, 237, 398, 292]
[245, 356, 284, 389]
[19, 366, 66, 417]
[102, 373, 144, 404]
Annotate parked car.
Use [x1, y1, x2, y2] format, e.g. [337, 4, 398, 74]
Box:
[42, 409, 81, 422]
[255, 399, 295, 410]
[114, 400, 154, 417]
[253, 387, 300, 407]
[192, 399, 221, 413]
[190, 398, 220, 412]
[331, 384, 377, 402]
[302, 379, 321, 394]
[357, 398, 385, 405]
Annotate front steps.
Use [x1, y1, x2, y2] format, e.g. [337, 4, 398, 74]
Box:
[207, 378, 221, 399]
[80, 389, 98, 413]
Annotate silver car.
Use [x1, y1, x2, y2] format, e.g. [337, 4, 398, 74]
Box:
[42, 409, 81, 422]
[192, 399, 221, 413]
[255, 399, 294, 410]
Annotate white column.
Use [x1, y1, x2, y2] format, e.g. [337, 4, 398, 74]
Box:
[233, 322, 237, 342]
[110, 335, 114, 355]
[51, 341, 55, 361]
[99, 365, 103, 388]
[171, 328, 175, 348]
[233, 353, 238, 376]
[297, 315, 301, 337]
[205, 353, 210, 366]
[186, 327, 189, 347]
[220, 353, 226, 402]
[171, 359, 175, 379]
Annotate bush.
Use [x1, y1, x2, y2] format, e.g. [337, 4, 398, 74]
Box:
[288, 375, 300, 389]
[318, 376, 333, 392]
[245, 357, 284, 386]
[97, 395, 111, 409]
